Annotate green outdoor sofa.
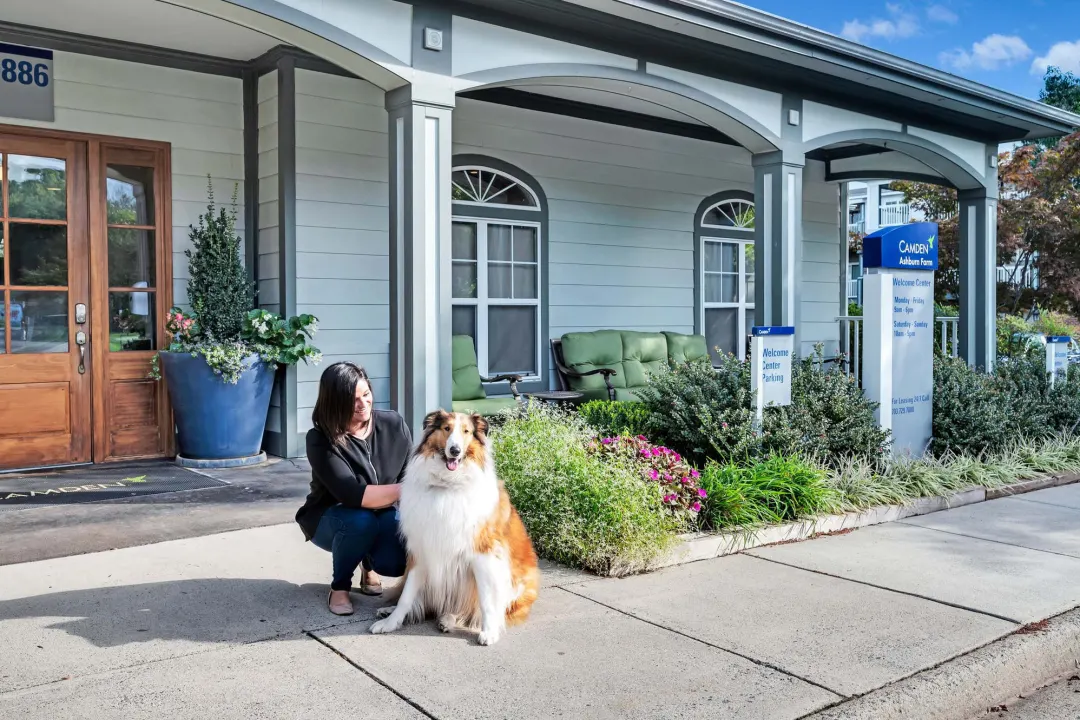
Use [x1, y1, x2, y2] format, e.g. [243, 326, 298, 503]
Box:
[451, 335, 523, 414]
[551, 329, 710, 402]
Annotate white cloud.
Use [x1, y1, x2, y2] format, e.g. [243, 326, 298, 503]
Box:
[842, 4, 920, 43]
[1032, 40, 1080, 75]
[940, 34, 1032, 71]
[927, 5, 959, 24]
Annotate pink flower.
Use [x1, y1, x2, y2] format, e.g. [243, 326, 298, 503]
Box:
[663, 473, 673, 481]
[648, 469, 659, 481]
[691, 502, 702, 512]
[698, 488, 707, 498]
[691, 469, 700, 478]
[663, 494, 676, 503]
[600, 437, 613, 445]
[721, 422, 729, 429]
[673, 453, 681, 462]
[637, 435, 647, 442]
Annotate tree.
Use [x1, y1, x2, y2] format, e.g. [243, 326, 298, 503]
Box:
[1032, 67, 1080, 151]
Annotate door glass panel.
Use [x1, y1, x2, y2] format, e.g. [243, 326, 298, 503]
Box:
[488, 263, 512, 299]
[107, 229, 156, 288]
[704, 307, 737, 365]
[9, 224, 67, 286]
[109, 292, 155, 351]
[10, 291, 68, 353]
[106, 165, 155, 225]
[489, 306, 536, 375]
[0, 293, 6, 354]
[451, 222, 477, 260]
[0, 226, 5, 285]
[8, 156, 67, 220]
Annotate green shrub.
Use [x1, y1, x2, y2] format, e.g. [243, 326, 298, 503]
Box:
[931, 355, 1010, 456]
[578, 400, 649, 438]
[698, 455, 836, 531]
[491, 404, 678, 576]
[826, 455, 907, 510]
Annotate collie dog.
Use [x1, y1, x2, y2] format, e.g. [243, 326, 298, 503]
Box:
[369, 410, 540, 645]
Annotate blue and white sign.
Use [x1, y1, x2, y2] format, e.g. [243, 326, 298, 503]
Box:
[750, 326, 794, 424]
[863, 222, 939, 457]
[863, 222, 939, 271]
[1047, 336, 1071, 386]
[0, 43, 54, 122]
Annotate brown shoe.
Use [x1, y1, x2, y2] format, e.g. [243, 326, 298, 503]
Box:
[359, 569, 383, 596]
[327, 589, 354, 616]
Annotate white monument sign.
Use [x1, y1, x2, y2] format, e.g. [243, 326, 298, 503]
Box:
[0, 42, 54, 122]
[750, 326, 794, 425]
[1046, 336, 1071, 386]
[862, 222, 938, 457]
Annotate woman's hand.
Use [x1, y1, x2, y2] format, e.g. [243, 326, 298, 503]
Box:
[361, 483, 401, 509]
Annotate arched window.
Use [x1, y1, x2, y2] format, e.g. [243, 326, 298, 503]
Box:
[695, 191, 756, 363]
[450, 156, 548, 389]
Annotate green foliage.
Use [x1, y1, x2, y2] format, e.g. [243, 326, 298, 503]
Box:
[242, 309, 322, 367]
[577, 400, 649, 437]
[698, 455, 836, 531]
[638, 350, 887, 467]
[185, 179, 253, 343]
[1031, 67, 1080, 151]
[491, 404, 678, 576]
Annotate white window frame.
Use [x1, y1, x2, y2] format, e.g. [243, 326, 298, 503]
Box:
[451, 166, 542, 212]
[701, 236, 755, 361]
[451, 215, 543, 381]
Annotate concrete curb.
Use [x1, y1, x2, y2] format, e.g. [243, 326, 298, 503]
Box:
[656, 471, 1080, 570]
[799, 606, 1080, 720]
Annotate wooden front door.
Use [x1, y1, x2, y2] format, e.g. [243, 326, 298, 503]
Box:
[0, 129, 171, 472]
[0, 134, 92, 470]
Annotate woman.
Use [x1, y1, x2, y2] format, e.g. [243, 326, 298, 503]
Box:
[296, 362, 413, 616]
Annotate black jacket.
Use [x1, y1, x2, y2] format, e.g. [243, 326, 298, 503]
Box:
[295, 409, 414, 540]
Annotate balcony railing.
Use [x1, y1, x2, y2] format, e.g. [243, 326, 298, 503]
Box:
[847, 278, 862, 303]
[879, 205, 911, 226]
[850, 219, 865, 235]
[837, 315, 959, 387]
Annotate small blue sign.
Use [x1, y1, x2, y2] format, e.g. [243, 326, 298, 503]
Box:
[751, 326, 795, 336]
[863, 222, 939, 271]
[1048, 336, 1072, 344]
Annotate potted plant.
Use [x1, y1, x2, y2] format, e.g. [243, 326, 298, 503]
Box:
[153, 180, 321, 466]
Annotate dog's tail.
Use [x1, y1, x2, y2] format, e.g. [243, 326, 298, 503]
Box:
[505, 566, 540, 626]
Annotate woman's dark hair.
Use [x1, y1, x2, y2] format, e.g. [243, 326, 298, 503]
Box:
[312, 361, 371, 445]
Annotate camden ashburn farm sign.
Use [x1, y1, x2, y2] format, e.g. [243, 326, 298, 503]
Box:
[750, 326, 794, 425]
[862, 222, 939, 457]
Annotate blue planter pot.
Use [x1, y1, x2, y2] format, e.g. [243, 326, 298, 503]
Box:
[160, 351, 275, 461]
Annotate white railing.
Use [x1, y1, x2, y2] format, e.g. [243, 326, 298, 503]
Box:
[850, 219, 865, 235]
[847, 278, 862, 303]
[879, 205, 911, 226]
[997, 265, 1039, 289]
[837, 315, 959, 387]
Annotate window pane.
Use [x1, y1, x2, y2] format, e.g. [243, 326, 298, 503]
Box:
[746, 271, 755, 304]
[722, 274, 738, 303]
[721, 243, 737, 272]
[513, 227, 537, 262]
[704, 273, 723, 304]
[488, 225, 511, 262]
[704, 307, 737, 365]
[489, 306, 537, 375]
[452, 305, 477, 346]
[704, 242, 722, 273]
[106, 165, 155, 225]
[0, 293, 5, 354]
[109, 291, 156, 351]
[108, 229, 156, 288]
[745, 242, 755, 273]
[9, 224, 67, 286]
[488, 263, 512, 299]
[10, 291, 68, 353]
[483, 173, 535, 207]
[452, 261, 477, 299]
[8, 156, 66, 220]
[745, 309, 755, 336]
[513, 265, 537, 299]
[452, 222, 477, 260]
[0, 227, 4, 285]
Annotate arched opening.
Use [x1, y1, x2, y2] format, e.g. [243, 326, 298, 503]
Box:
[695, 190, 757, 363]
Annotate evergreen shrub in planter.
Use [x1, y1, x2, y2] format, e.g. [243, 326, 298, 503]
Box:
[153, 180, 321, 463]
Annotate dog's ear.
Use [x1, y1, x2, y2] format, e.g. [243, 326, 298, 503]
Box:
[422, 409, 447, 431]
[470, 413, 488, 439]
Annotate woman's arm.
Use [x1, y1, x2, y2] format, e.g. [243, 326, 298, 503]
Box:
[306, 432, 371, 508]
[361, 483, 401, 508]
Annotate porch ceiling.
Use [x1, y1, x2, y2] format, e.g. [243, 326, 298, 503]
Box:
[1, 0, 278, 61]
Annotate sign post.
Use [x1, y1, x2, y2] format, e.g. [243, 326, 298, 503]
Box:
[1046, 336, 1071, 387]
[862, 222, 938, 457]
[750, 326, 794, 427]
[0, 42, 55, 122]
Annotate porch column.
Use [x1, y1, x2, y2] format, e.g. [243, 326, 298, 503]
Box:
[386, 83, 455, 437]
[752, 152, 805, 340]
[958, 187, 998, 371]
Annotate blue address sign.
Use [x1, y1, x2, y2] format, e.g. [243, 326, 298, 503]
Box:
[0, 42, 54, 122]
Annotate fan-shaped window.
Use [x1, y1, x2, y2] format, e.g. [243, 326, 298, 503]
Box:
[702, 199, 755, 230]
[452, 167, 539, 209]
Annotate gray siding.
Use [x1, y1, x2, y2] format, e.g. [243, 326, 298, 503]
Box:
[802, 161, 842, 357]
[293, 69, 391, 430]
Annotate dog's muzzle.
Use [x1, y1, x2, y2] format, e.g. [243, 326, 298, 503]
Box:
[445, 445, 462, 471]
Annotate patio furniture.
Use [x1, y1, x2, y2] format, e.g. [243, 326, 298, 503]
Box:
[451, 335, 523, 414]
[521, 389, 584, 406]
[551, 330, 710, 402]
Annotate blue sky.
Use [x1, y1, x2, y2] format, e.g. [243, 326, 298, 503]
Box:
[741, 1, 1080, 100]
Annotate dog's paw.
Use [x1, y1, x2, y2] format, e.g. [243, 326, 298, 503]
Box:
[437, 614, 457, 633]
[476, 628, 502, 646]
[369, 617, 402, 635]
[375, 605, 396, 619]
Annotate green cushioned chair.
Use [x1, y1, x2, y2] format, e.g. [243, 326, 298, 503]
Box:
[551, 330, 709, 402]
[451, 335, 523, 415]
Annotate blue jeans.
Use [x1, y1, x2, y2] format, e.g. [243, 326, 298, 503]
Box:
[311, 505, 406, 591]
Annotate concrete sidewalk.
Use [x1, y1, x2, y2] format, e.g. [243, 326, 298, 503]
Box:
[2, 486, 1080, 719]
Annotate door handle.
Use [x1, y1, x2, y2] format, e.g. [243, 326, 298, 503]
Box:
[75, 330, 86, 375]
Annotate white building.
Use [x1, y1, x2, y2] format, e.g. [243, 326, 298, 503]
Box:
[0, 0, 1075, 470]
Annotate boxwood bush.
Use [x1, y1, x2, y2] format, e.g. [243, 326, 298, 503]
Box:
[578, 399, 649, 438]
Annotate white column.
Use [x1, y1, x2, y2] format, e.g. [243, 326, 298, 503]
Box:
[752, 152, 804, 339]
[387, 83, 455, 436]
[958, 189, 998, 371]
